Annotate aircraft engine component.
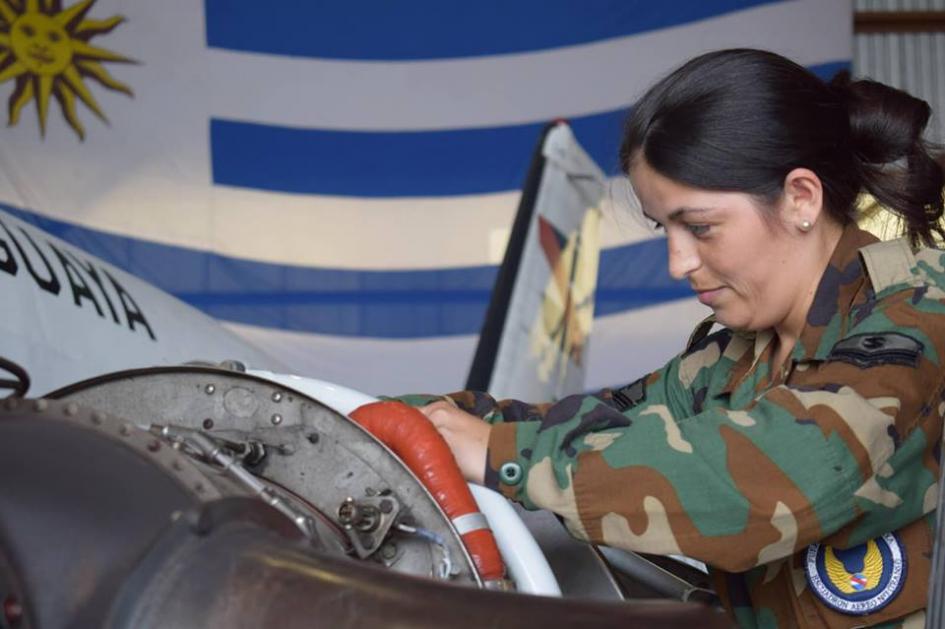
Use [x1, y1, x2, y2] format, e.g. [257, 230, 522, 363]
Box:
[46, 366, 482, 585]
[351, 400, 506, 584]
[0, 397, 732, 628]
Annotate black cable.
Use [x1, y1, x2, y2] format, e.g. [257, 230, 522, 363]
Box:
[0, 356, 30, 398]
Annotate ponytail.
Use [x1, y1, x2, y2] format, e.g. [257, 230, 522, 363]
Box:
[831, 71, 945, 246]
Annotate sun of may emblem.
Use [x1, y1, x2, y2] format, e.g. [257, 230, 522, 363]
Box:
[0, 0, 133, 139]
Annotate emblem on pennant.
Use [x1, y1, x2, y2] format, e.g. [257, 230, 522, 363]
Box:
[805, 532, 906, 615]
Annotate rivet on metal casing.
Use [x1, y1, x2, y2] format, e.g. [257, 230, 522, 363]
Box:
[64, 402, 79, 416]
[205, 384, 216, 395]
[272, 391, 283, 403]
[33, 399, 48, 412]
[271, 413, 283, 425]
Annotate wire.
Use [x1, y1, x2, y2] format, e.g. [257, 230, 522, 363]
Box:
[0, 357, 30, 398]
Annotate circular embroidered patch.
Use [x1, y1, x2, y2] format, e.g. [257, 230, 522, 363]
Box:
[804, 532, 906, 615]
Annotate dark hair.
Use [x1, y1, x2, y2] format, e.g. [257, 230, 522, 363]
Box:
[620, 48, 945, 246]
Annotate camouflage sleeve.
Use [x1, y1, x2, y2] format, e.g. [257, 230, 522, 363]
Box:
[484, 296, 945, 573]
[388, 390, 625, 426]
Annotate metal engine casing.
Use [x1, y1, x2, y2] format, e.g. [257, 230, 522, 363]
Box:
[47, 366, 481, 585]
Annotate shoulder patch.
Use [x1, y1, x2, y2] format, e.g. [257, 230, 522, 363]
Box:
[805, 533, 906, 615]
[828, 332, 924, 368]
[859, 238, 920, 294]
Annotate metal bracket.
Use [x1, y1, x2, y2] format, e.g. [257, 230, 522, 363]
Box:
[337, 493, 402, 558]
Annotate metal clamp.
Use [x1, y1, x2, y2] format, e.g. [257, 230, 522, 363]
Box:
[451, 512, 490, 536]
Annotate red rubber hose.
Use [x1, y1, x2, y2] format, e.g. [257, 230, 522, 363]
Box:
[350, 400, 506, 581]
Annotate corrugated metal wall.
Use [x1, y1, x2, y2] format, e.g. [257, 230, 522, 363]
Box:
[853, 0, 945, 144]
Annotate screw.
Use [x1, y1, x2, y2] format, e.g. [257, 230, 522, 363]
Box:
[379, 499, 393, 514]
[202, 418, 214, 430]
[271, 414, 283, 426]
[380, 543, 397, 560]
[272, 391, 283, 403]
[205, 384, 215, 395]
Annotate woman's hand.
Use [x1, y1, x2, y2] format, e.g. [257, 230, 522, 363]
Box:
[420, 400, 492, 485]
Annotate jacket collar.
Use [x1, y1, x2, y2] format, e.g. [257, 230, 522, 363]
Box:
[720, 223, 878, 394]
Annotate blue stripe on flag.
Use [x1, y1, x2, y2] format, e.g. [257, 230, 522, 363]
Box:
[3, 204, 689, 338]
[205, 0, 784, 60]
[210, 61, 850, 197]
[210, 110, 626, 196]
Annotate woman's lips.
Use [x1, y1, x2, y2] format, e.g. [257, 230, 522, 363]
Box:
[695, 287, 724, 306]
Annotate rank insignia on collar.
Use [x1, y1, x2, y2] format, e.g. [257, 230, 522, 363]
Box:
[804, 533, 906, 615]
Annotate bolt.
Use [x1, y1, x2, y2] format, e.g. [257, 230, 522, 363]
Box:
[379, 499, 393, 514]
[380, 543, 397, 560]
[271, 391, 283, 403]
[64, 402, 79, 416]
[33, 399, 48, 412]
[202, 418, 214, 430]
[307, 432, 319, 445]
[271, 413, 283, 426]
[205, 384, 216, 395]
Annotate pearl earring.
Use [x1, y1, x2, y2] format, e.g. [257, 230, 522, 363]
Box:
[799, 220, 813, 232]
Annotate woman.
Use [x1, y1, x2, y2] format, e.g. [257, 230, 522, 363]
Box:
[402, 49, 945, 628]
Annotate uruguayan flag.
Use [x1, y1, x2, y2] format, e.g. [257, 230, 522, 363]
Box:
[0, 0, 852, 395]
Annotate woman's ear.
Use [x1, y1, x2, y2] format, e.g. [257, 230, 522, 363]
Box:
[781, 167, 824, 230]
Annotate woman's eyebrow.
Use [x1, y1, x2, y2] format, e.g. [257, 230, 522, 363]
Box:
[667, 207, 712, 221]
[641, 207, 713, 224]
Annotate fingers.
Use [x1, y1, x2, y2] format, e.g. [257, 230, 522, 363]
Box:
[419, 401, 490, 484]
[419, 400, 463, 428]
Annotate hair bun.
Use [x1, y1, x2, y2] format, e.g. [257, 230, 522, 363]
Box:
[830, 70, 932, 165]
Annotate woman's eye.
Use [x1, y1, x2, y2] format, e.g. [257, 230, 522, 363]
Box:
[686, 224, 710, 236]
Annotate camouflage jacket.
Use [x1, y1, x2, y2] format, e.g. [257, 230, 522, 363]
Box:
[403, 225, 945, 628]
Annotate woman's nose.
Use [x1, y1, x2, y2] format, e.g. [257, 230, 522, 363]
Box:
[667, 234, 700, 280]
